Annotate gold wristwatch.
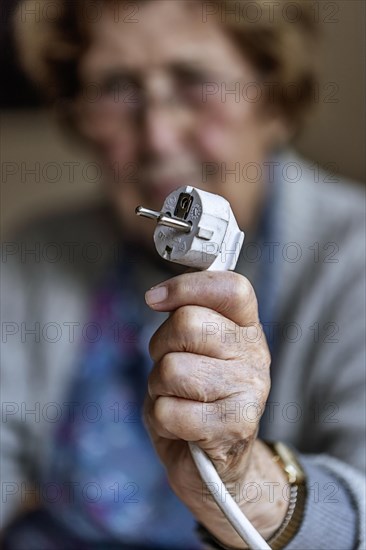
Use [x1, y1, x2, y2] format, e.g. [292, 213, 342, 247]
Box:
[265, 441, 306, 550]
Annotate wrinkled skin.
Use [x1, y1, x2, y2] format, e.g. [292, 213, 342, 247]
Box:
[143, 272, 287, 548]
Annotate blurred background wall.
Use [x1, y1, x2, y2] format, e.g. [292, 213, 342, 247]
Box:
[1, 0, 365, 239]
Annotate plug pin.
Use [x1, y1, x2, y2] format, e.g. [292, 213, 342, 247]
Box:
[135, 206, 191, 233]
[135, 206, 161, 220]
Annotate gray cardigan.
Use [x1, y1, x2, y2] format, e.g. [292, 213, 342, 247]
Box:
[1, 150, 365, 548]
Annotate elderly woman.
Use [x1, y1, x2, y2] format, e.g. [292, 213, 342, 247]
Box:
[1, 0, 365, 549]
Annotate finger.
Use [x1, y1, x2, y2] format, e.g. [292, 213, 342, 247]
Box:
[148, 352, 249, 402]
[148, 305, 260, 363]
[145, 392, 262, 485]
[149, 395, 221, 441]
[148, 395, 256, 446]
[145, 271, 259, 326]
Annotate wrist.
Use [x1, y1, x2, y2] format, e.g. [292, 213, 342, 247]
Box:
[237, 440, 290, 537]
[197, 439, 289, 549]
[196, 440, 306, 550]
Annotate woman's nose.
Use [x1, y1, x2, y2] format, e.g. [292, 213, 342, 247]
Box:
[138, 73, 191, 157]
[141, 104, 181, 156]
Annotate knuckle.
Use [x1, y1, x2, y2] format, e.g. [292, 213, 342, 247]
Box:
[148, 329, 160, 361]
[160, 354, 208, 402]
[252, 360, 271, 391]
[153, 396, 170, 432]
[253, 376, 270, 403]
[230, 422, 252, 441]
[251, 358, 271, 401]
[171, 305, 203, 347]
[147, 365, 162, 399]
[263, 379, 271, 401]
[159, 353, 179, 386]
[170, 276, 189, 303]
[231, 273, 255, 306]
[153, 396, 166, 423]
[147, 373, 155, 399]
[171, 305, 195, 328]
[248, 339, 271, 371]
[148, 340, 155, 361]
[259, 343, 271, 370]
[219, 272, 255, 313]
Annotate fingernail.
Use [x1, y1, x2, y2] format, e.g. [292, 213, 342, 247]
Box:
[145, 285, 168, 305]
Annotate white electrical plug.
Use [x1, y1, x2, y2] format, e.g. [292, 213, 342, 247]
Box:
[136, 185, 244, 272]
[136, 186, 271, 550]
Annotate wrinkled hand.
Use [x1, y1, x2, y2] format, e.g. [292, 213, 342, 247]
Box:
[143, 271, 286, 548]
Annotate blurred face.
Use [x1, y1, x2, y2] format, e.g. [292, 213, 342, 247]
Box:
[76, 0, 285, 240]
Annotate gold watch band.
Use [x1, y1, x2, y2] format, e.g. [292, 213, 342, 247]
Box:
[265, 442, 307, 550]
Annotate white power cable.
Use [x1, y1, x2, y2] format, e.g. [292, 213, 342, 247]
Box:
[189, 442, 271, 550]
